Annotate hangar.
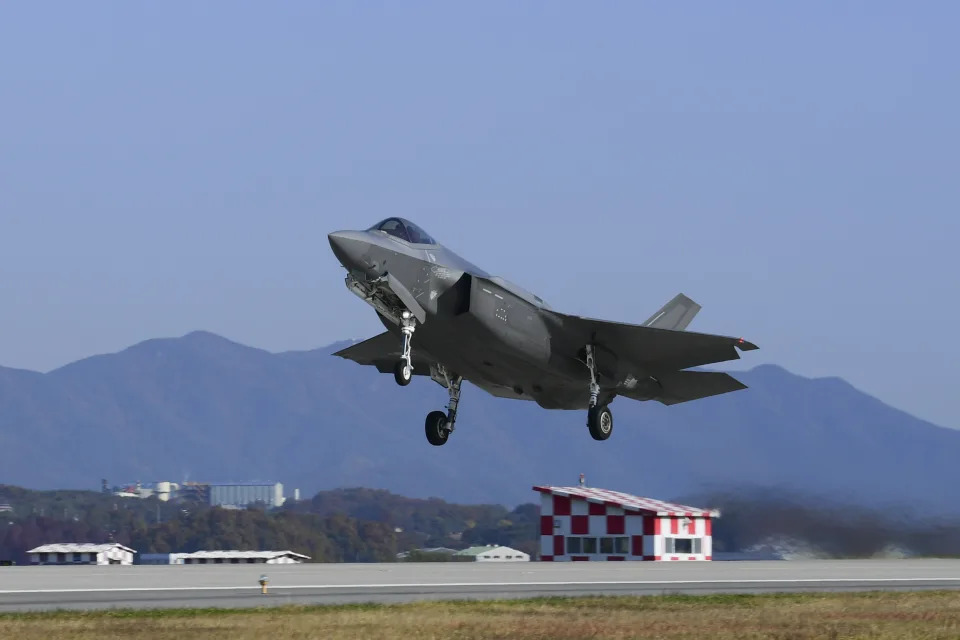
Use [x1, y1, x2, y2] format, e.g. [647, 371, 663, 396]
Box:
[453, 545, 530, 562]
[27, 543, 136, 566]
[169, 550, 310, 564]
[535, 485, 718, 561]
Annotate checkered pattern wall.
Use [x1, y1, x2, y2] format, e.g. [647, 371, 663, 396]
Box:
[535, 486, 714, 562]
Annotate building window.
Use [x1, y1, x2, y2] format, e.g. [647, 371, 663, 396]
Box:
[665, 538, 703, 554]
[566, 537, 582, 554]
[583, 538, 597, 554]
[57, 553, 66, 563]
[615, 537, 629, 554]
[600, 538, 614, 554]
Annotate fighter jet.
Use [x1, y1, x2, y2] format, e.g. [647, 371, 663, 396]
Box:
[328, 217, 757, 446]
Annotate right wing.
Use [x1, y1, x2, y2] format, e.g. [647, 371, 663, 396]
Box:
[544, 309, 757, 371]
[333, 332, 437, 376]
[643, 293, 701, 331]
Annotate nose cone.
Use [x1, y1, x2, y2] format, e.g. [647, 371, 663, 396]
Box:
[328, 230, 375, 275]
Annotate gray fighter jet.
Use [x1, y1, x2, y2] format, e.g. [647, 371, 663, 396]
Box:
[329, 218, 757, 446]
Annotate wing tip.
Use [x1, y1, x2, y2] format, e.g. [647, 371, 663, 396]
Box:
[737, 338, 759, 351]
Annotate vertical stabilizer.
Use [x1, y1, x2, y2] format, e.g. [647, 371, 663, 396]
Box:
[643, 293, 701, 331]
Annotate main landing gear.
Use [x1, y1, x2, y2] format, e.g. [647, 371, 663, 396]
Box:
[585, 345, 613, 441]
[393, 310, 416, 386]
[425, 367, 461, 446]
[385, 308, 461, 447]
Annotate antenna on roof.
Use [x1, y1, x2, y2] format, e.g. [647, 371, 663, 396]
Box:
[579, 473, 585, 487]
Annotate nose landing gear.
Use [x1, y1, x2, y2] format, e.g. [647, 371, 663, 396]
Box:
[394, 310, 416, 386]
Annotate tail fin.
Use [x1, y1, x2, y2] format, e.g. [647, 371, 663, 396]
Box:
[643, 293, 701, 330]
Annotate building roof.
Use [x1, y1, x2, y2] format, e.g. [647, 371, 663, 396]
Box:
[28, 543, 136, 554]
[454, 545, 528, 557]
[170, 550, 310, 560]
[454, 545, 497, 556]
[208, 482, 282, 487]
[533, 485, 720, 517]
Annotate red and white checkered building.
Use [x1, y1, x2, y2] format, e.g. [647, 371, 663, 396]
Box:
[535, 485, 719, 561]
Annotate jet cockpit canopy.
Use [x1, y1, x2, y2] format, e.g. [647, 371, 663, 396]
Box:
[368, 217, 437, 245]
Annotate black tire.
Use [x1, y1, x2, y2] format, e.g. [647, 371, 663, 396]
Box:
[394, 360, 412, 386]
[588, 405, 613, 441]
[425, 411, 450, 446]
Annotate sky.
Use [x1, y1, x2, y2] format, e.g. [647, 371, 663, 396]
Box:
[1, 2, 958, 429]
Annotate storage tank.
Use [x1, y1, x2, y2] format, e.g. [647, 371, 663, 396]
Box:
[156, 482, 172, 502]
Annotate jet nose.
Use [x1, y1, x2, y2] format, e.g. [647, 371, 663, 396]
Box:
[328, 230, 376, 275]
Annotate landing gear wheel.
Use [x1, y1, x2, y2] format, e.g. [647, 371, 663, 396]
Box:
[425, 410, 450, 446]
[394, 360, 412, 386]
[588, 405, 613, 441]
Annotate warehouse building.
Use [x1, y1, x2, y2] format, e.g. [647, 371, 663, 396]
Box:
[170, 550, 309, 564]
[28, 543, 136, 566]
[453, 545, 530, 562]
[535, 485, 718, 561]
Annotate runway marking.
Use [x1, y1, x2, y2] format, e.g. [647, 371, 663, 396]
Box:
[1, 578, 959, 595]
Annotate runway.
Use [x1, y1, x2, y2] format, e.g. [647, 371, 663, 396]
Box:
[0, 559, 958, 612]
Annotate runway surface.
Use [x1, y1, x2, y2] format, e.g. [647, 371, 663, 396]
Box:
[1, 559, 959, 612]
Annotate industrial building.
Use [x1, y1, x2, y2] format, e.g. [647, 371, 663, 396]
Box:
[209, 482, 285, 509]
[27, 543, 136, 566]
[535, 485, 718, 561]
[454, 545, 530, 562]
[104, 479, 288, 509]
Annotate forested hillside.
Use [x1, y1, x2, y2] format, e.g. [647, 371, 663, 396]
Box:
[0, 485, 535, 565]
[3, 332, 960, 515]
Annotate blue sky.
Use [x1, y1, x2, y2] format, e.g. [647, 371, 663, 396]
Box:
[1, 2, 958, 428]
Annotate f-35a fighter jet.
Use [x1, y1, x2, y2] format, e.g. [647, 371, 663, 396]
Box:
[329, 217, 757, 446]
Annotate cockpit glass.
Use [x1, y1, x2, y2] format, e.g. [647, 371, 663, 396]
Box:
[368, 218, 436, 245]
[372, 218, 410, 242]
[403, 220, 436, 245]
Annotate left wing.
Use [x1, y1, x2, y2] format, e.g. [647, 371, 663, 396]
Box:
[544, 309, 758, 371]
[333, 332, 438, 375]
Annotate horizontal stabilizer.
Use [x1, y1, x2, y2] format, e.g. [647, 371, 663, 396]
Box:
[644, 293, 701, 331]
[619, 370, 748, 406]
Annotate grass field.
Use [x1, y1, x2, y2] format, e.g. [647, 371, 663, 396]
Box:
[2, 592, 960, 639]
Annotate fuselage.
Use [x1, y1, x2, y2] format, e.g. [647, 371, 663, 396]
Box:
[328, 218, 590, 408]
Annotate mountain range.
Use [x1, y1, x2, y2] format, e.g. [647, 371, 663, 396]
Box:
[0, 331, 957, 516]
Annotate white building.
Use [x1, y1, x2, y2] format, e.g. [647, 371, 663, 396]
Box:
[28, 543, 136, 566]
[453, 545, 530, 562]
[536, 485, 719, 561]
[169, 550, 309, 564]
[208, 483, 285, 508]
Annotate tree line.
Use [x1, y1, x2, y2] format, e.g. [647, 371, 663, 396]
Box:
[3, 484, 960, 565]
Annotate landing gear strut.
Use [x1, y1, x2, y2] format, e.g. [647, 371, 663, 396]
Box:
[394, 310, 416, 386]
[585, 345, 613, 441]
[425, 367, 462, 446]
